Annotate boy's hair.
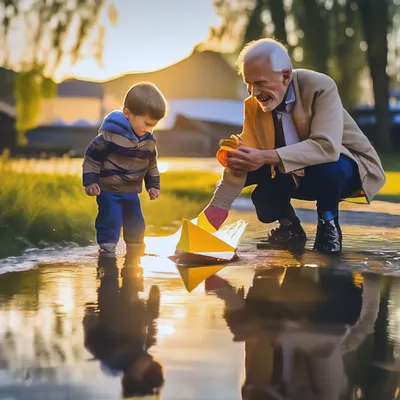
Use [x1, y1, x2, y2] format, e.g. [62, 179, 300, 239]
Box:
[123, 82, 167, 120]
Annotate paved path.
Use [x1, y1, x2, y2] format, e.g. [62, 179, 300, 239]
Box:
[232, 198, 400, 228]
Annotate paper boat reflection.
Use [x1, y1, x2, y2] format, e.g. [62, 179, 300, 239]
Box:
[177, 264, 226, 292]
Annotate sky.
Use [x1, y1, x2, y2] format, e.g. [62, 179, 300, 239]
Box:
[55, 0, 221, 81]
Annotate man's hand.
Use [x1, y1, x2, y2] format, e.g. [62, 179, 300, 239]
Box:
[227, 147, 280, 172]
[85, 183, 101, 196]
[148, 187, 160, 200]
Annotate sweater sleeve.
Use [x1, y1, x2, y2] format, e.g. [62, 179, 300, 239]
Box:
[144, 146, 160, 190]
[210, 99, 260, 211]
[82, 133, 110, 187]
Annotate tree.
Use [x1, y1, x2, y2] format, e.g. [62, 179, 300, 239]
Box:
[208, 0, 289, 53]
[291, 0, 330, 74]
[0, 0, 117, 142]
[329, 1, 366, 109]
[206, 0, 398, 150]
[267, 0, 289, 46]
[242, 0, 267, 47]
[205, 0, 250, 53]
[357, 0, 392, 152]
[241, 0, 289, 46]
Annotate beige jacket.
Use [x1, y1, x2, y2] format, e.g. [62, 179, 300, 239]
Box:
[211, 69, 386, 210]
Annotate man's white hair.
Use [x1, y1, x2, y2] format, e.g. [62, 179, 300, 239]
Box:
[236, 38, 292, 74]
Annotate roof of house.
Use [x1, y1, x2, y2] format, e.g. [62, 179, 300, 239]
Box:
[57, 79, 103, 98]
[103, 50, 246, 101]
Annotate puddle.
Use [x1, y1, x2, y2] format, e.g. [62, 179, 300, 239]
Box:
[0, 211, 399, 398]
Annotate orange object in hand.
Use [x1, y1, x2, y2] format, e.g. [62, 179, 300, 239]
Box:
[216, 135, 241, 167]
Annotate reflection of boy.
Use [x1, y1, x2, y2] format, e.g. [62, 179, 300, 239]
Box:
[83, 254, 163, 397]
[82, 82, 167, 255]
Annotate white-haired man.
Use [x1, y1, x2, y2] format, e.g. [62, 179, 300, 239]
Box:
[201, 38, 386, 254]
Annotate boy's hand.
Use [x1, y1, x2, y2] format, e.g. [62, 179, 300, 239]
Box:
[85, 183, 101, 196]
[148, 187, 160, 200]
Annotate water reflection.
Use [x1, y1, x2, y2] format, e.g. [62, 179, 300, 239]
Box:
[206, 266, 400, 400]
[83, 253, 163, 397]
[0, 249, 400, 398]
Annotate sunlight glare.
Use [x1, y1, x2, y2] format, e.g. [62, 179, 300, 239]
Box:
[158, 162, 169, 173]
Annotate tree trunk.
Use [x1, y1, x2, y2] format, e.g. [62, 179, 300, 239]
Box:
[242, 0, 267, 46]
[330, 1, 366, 109]
[292, 0, 330, 74]
[358, 0, 392, 151]
[268, 0, 288, 45]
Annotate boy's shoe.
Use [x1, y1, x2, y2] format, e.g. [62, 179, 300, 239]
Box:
[313, 217, 342, 254]
[99, 243, 117, 254]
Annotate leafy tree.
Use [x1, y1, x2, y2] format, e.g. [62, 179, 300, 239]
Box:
[357, 0, 393, 151]
[0, 0, 117, 140]
[206, 0, 398, 150]
[329, 1, 366, 109]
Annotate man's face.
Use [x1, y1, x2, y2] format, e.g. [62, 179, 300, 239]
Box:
[123, 108, 159, 136]
[243, 57, 292, 112]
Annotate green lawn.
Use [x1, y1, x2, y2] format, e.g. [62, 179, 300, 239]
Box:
[0, 169, 214, 259]
[0, 153, 399, 259]
[380, 154, 400, 172]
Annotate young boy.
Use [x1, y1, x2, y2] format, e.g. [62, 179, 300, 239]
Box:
[83, 82, 167, 254]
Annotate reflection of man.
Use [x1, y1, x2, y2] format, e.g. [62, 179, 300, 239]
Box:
[83, 253, 163, 398]
[206, 267, 381, 400]
[202, 38, 386, 254]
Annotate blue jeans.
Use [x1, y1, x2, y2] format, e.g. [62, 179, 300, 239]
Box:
[245, 154, 361, 222]
[95, 191, 145, 245]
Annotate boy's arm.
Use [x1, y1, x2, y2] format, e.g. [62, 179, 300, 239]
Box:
[144, 151, 160, 190]
[82, 133, 110, 187]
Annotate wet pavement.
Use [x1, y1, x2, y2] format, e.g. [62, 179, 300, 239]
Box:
[0, 209, 399, 399]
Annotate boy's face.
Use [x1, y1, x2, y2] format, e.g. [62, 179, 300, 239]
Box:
[123, 108, 159, 136]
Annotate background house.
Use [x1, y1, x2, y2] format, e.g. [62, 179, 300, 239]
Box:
[38, 80, 104, 126]
[28, 50, 247, 157]
[102, 50, 247, 112]
[0, 101, 17, 152]
[155, 99, 244, 157]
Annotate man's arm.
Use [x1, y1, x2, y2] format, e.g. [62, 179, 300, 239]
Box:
[226, 76, 344, 173]
[203, 99, 260, 228]
[209, 99, 260, 209]
[82, 133, 110, 187]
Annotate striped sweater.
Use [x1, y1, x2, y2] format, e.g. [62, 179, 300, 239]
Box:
[82, 110, 160, 193]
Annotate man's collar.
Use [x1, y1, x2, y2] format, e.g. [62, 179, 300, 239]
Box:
[275, 81, 296, 113]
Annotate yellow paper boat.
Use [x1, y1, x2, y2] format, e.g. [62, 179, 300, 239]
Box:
[169, 218, 247, 265]
[177, 265, 226, 292]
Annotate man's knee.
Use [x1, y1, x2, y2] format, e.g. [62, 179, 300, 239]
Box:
[251, 189, 282, 223]
[305, 157, 349, 188]
[255, 207, 280, 223]
[245, 165, 272, 187]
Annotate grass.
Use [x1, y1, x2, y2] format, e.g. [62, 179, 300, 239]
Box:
[380, 154, 400, 172]
[1, 152, 399, 259]
[0, 168, 217, 259]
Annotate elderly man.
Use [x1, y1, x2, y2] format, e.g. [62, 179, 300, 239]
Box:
[202, 38, 386, 254]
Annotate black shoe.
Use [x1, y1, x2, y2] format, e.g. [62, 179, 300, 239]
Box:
[266, 222, 307, 246]
[314, 217, 342, 254]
